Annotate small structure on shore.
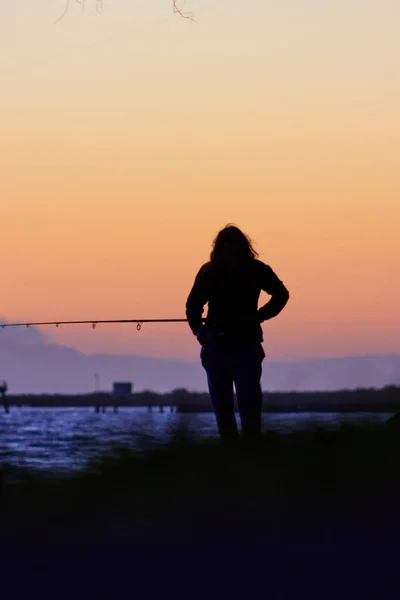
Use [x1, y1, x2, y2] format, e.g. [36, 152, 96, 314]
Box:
[113, 382, 133, 399]
[110, 382, 134, 413]
[94, 382, 133, 413]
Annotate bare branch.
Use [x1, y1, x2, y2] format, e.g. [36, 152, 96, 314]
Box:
[54, 1, 196, 25]
[53, 0, 103, 24]
[173, 1, 197, 23]
[53, 0, 71, 24]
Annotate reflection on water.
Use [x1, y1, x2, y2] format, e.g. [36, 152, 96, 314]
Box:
[0, 408, 391, 471]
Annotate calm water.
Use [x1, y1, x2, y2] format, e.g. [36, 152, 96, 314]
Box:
[0, 408, 392, 472]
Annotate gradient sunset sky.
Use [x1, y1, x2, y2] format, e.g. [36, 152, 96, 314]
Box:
[1, 0, 399, 361]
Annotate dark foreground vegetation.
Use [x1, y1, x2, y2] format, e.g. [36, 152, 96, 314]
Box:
[2, 419, 400, 525]
[2, 420, 400, 599]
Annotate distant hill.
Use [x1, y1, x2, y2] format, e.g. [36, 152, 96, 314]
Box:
[0, 324, 399, 394]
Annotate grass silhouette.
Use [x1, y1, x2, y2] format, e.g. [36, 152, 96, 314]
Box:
[1, 420, 400, 530]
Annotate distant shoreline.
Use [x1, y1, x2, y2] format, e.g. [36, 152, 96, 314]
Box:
[2, 386, 400, 413]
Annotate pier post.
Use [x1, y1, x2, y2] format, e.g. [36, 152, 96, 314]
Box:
[0, 381, 8, 414]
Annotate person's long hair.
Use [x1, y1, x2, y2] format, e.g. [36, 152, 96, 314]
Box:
[209, 224, 259, 268]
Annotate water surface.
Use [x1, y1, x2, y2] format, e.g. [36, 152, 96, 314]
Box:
[0, 408, 391, 471]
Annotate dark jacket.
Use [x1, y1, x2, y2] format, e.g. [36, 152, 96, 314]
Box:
[185, 258, 289, 347]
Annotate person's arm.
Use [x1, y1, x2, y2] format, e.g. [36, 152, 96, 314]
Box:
[257, 263, 290, 322]
[185, 264, 209, 337]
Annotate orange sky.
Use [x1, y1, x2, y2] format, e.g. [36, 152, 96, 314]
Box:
[1, 0, 399, 360]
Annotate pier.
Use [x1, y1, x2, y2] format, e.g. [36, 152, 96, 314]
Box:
[1, 385, 400, 414]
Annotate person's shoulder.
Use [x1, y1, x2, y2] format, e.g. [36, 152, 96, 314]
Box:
[252, 259, 277, 279]
[197, 261, 211, 276]
[253, 258, 272, 271]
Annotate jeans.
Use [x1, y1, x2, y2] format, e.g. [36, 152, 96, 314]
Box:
[200, 342, 265, 442]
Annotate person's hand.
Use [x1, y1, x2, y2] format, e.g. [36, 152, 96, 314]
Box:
[196, 325, 215, 346]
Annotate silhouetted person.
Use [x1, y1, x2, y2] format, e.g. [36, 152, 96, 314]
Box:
[186, 224, 289, 445]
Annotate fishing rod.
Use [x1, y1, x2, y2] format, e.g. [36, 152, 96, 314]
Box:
[0, 318, 206, 331]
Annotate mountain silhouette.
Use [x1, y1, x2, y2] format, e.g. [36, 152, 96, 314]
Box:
[0, 321, 399, 394]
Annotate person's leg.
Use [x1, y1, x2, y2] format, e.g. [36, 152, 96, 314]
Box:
[200, 345, 238, 443]
[233, 343, 265, 442]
